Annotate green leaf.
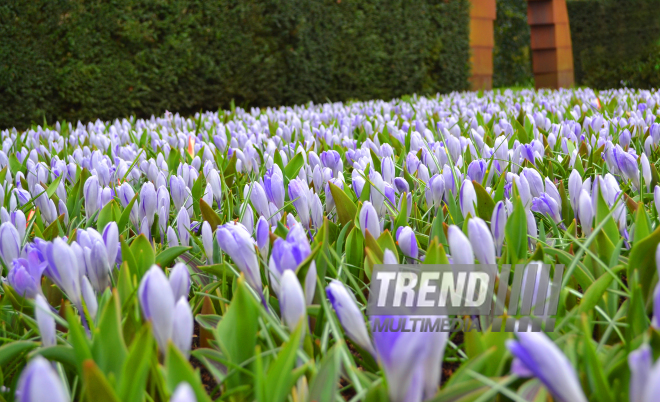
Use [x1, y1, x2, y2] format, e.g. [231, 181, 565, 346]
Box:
[200, 199, 222, 230]
[578, 267, 623, 314]
[377, 230, 399, 261]
[117, 192, 138, 234]
[595, 187, 619, 245]
[345, 227, 364, 271]
[473, 180, 495, 219]
[191, 172, 206, 217]
[117, 324, 155, 402]
[628, 224, 660, 300]
[308, 346, 340, 402]
[284, 152, 305, 180]
[423, 239, 450, 265]
[97, 199, 119, 232]
[35, 345, 78, 368]
[130, 235, 155, 278]
[369, 149, 382, 173]
[393, 192, 408, 234]
[215, 276, 259, 391]
[46, 173, 63, 198]
[166, 343, 213, 402]
[505, 195, 527, 263]
[581, 315, 614, 402]
[633, 202, 650, 242]
[328, 182, 357, 226]
[91, 290, 127, 378]
[264, 323, 304, 402]
[0, 341, 37, 366]
[66, 303, 93, 373]
[167, 150, 181, 173]
[83, 360, 121, 402]
[155, 246, 191, 268]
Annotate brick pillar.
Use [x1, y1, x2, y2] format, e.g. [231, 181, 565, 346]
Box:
[469, 0, 496, 91]
[527, 0, 574, 89]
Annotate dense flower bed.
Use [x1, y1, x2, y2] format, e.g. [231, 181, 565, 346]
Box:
[1, 88, 659, 401]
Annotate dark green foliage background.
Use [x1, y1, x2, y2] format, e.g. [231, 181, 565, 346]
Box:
[568, 0, 660, 89]
[0, 0, 470, 130]
[493, 0, 533, 88]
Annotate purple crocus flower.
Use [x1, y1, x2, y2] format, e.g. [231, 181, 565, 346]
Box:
[171, 383, 196, 402]
[467, 217, 496, 266]
[396, 226, 418, 260]
[139, 182, 157, 228]
[491, 201, 507, 256]
[531, 193, 563, 226]
[393, 177, 409, 194]
[15, 356, 69, 402]
[325, 280, 375, 355]
[35, 294, 56, 347]
[83, 175, 100, 220]
[172, 297, 193, 358]
[629, 344, 652, 402]
[288, 178, 311, 229]
[459, 179, 477, 218]
[44, 238, 82, 308]
[176, 207, 190, 247]
[507, 332, 587, 402]
[522, 168, 544, 198]
[613, 144, 640, 189]
[447, 225, 474, 265]
[279, 270, 306, 331]
[216, 222, 262, 297]
[359, 201, 380, 239]
[467, 160, 486, 184]
[247, 181, 270, 219]
[8, 253, 45, 299]
[0, 222, 22, 267]
[169, 263, 191, 302]
[268, 224, 310, 295]
[207, 168, 223, 206]
[138, 265, 175, 352]
[568, 169, 582, 218]
[578, 190, 594, 235]
[264, 166, 285, 209]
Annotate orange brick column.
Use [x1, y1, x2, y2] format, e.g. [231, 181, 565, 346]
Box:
[527, 0, 574, 89]
[469, 0, 496, 91]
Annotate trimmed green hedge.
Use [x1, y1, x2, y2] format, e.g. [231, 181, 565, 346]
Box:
[0, 0, 470, 129]
[493, 0, 533, 88]
[568, 0, 660, 89]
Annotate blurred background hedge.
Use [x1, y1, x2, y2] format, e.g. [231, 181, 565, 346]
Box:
[0, 0, 470, 130]
[568, 0, 660, 89]
[493, 0, 533, 88]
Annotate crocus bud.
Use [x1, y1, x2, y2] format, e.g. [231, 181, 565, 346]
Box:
[172, 297, 193, 358]
[448, 225, 474, 265]
[201, 221, 214, 264]
[81, 275, 98, 320]
[170, 175, 188, 213]
[568, 170, 582, 217]
[629, 344, 651, 402]
[304, 261, 317, 306]
[207, 168, 223, 206]
[102, 222, 119, 268]
[513, 174, 532, 210]
[642, 153, 652, 192]
[0, 222, 21, 267]
[249, 182, 270, 219]
[467, 217, 496, 266]
[83, 175, 100, 220]
[459, 180, 477, 218]
[532, 193, 563, 226]
[393, 177, 409, 194]
[169, 263, 191, 302]
[279, 270, 306, 330]
[288, 178, 311, 229]
[35, 294, 56, 347]
[491, 201, 507, 256]
[175, 206, 189, 246]
[255, 216, 269, 261]
[578, 189, 594, 235]
[522, 168, 544, 197]
[655, 185, 660, 216]
[139, 265, 175, 351]
[264, 168, 285, 209]
[396, 226, 418, 260]
[359, 201, 380, 239]
[45, 238, 82, 307]
[216, 223, 262, 297]
[429, 174, 445, 208]
[15, 356, 69, 402]
[8, 258, 43, 298]
[11, 210, 26, 244]
[167, 226, 179, 247]
[118, 182, 139, 228]
[171, 382, 196, 402]
[326, 280, 375, 356]
[507, 332, 587, 402]
[83, 238, 111, 292]
[139, 182, 157, 228]
[383, 248, 398, 264]
[311, 193, 323, 229]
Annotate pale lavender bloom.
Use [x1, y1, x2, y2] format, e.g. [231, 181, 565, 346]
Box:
[393, 177, 409, 194]
[491, 201, 507, 256]
[248, 181, 270, 219]
[383, 248, 398, 264]
[83, 175, 100, 219]
[44, 238, 81, 307]
[279, 270, 306, 330]
[118, 182, 139, 228]
[513, 174, 532, 210]
[359, 201, 380, 239]
[655, 185, 660, 216]
[507, 332, 587, 402]
[207, 168, 223, 206]
[382, 157, 395, 184]
[169, 263, 191, 302]
[8, 252, 45, 298]
[268, 224, 310, 294]
[522, 168, 544, 197]
[201, 221, 214, 264]
[467, 160, 486, 184]
[139, 182, 157, 228]
[170, 175, 188, 213]
[448, 225, 474, 265]
[629, 344, 652, 402]
[0, 222, 21, 267]
[177, 207, 190, 247]
[139, 265, 175, 351]
[167, 226, 179, 247]
[429, 174, 445, 208]
[304, 261, 317, 306]
[467, 217, 496, 266]
[81, 275, 98, 320]
[641, 355, 660, 402]
[396, 226, 418, 260]
[216, 222, 262, 297]
[532, 193, 562, 226]
[544, 178, 561, 212]
[578, 190, 594, 235]
[613, 144, 640, 189]
[568, 169, 582, 217]
[288, 178, 311, 229]
[172, 297, 193, 358]
[15, 356, 69, 402]
[459, 179, 477, 219]
[310, 193, 323, 229]
[11, 210, 26, 244]
[35, 294, 56, 347]
[171, 383, 196, 402]
[82, 237, 111, 291]
[326, 280, 375, 355]
[264, 167, 285, 209]
[642, 153, 652, 192]
[140, 217, 151, 242]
